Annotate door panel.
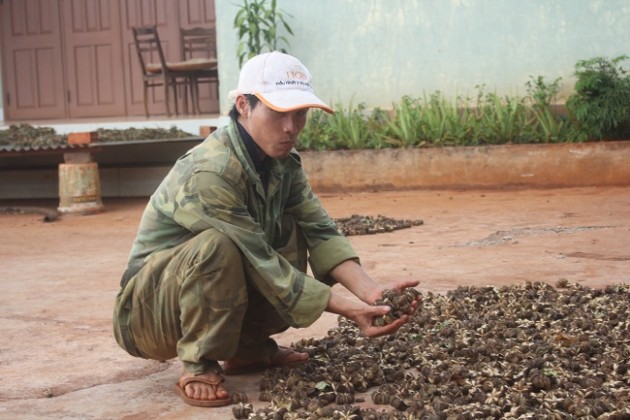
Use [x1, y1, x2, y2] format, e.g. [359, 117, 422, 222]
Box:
[62, 0, 126, 117]
[179, 0, 215, 26]
[1, 0, 66, 120]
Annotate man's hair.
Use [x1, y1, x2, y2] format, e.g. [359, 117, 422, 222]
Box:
[228, 94, 261, 120]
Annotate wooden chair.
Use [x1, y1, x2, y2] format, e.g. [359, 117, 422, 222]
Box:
[180, 27, 219, 114]
[132, 26, 194, 117]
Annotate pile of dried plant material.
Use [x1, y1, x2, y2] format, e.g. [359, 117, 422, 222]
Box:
[334, 215, 424, 236]
[0, 124, 67, 148]
[0, 124, 195, 148]
[238, 281, 630, 419]
[93, 126, 194, 142]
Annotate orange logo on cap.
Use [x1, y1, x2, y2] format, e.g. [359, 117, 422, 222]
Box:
[275, 66, 312, 88]
[287, 70, 307, 80]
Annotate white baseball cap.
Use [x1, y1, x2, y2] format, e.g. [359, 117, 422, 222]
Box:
[228, 51, 333, 114]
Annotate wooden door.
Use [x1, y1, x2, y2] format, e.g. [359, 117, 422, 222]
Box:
[62, 0, 126, 117]
[0, 0, 66, 120]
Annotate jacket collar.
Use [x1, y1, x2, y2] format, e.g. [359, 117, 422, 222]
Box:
[236, 121, 268, 175]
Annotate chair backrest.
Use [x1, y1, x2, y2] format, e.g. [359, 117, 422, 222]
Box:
[132, 26, 169, 77]
[180, 27, 217, 61]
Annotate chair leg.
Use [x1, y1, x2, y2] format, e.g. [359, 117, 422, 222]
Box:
[164, 81, 171, 117]
[172, 82, 179, 116]
[189, 78, 197, 115]
[192, 77, 201, 115]
[182, 81, 189, 115]
[143, 83, 149, 117]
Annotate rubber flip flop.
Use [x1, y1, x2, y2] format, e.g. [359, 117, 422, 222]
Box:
[173, 375, 231, 407]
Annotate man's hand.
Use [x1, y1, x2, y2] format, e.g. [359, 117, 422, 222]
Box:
[326, 260, 421, 336]
[352, 304, 411, 337]
[367, 279, 421, 305]
[327, 291, 420, 338]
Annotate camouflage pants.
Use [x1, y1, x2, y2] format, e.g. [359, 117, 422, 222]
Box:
[113, 218, 307, 375]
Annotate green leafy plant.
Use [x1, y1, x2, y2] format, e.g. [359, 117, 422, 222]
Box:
[525, 76, 569, 143]
[298, 109, 335, 151]
[233, 0, 293, 66]
[474, 90, 534, 144]
[298, 104, 391, 150]
[566, 55, 630, 140]
[526, 75, 562, 109]
[420, 92, 474, 146]
[384, 95, 423, 147]
[363, 107, 391, 149]
[326, 101, 372, 149]
[531, 107, 570, 143]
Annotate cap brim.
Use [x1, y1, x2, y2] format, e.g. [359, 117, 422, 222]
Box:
[255, 91, 334, 114]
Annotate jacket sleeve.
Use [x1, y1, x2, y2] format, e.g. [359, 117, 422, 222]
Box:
[283, 167, 360, 280]
[169, 160, 331, 329]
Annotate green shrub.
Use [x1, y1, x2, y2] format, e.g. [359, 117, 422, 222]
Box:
[566, 55, 630, 140]
[525, 76, 570, 143]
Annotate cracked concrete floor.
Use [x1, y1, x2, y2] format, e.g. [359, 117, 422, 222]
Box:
[1, 186, 629, 419]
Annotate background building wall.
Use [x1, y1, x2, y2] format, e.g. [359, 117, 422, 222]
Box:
[215, 0, 630, 114]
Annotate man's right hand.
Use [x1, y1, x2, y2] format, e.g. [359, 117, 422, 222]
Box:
[352, 303, 412, 337]
[326, 293, 412, 338]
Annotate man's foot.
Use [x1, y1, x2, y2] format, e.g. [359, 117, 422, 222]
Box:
[223, 345, 309, 375]
[173, 370, 231, 407]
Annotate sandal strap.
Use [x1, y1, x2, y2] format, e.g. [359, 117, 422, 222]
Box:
[180, 373, 225, 388]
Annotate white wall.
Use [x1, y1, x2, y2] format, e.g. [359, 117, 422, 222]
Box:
[215, 0, 630, 113]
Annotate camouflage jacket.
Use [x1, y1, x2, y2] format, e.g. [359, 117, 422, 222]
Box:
[127, 120, 358, 327]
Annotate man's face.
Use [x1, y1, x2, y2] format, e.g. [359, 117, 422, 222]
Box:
[237, 96, 308, 159]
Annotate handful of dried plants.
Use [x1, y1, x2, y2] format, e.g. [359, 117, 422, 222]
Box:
[372, 287, 421, 327]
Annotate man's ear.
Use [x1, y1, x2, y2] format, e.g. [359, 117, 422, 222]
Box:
[235, 95, 249, 117]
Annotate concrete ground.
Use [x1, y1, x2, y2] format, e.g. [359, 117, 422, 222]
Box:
[1, 186, 629, 419]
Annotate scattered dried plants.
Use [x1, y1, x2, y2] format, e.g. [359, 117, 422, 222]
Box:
[242, 281, 630, 419]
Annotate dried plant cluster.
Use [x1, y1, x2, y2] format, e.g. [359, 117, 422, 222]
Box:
[93, 127, 194, 142]
[334, 215, 424, 236]
[0, 124, 66, 148]
[0, 124, 194, 148]
[237, 281, 630, 419]
[372, 288, 420, 327]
